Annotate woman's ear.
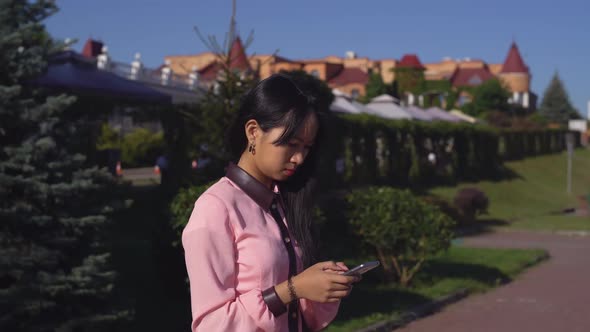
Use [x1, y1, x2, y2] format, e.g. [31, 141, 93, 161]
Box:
[244, 119, 259, 144]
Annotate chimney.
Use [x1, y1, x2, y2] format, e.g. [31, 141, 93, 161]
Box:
[81, 38, 104, 58]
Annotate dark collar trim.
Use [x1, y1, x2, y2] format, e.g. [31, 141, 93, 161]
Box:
[225, 163, 275, 210]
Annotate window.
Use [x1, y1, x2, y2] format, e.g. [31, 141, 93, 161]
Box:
[310, 70, 319, 78]
[467, 75, 482, 86]
[458, 95, 472, 106]
[351, 89, 360, 100]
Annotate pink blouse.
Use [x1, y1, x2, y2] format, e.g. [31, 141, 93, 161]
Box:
[182, 175, 339, 331]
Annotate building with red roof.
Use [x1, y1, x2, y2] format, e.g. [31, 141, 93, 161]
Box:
[450, 66, 495, 87]
[497, 42, 534, 109]
[500, 42, 529, 74]
[163, 41, 533, 109]
[328, 67, 369, 99]
[398, 54, 426, 70]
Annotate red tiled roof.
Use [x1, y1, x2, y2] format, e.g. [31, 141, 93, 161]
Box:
[198, 61, 222, 81]
[274, 55, 301, 64]
[81, 38, 103, 58]
[398, 54, 426, 70]
[328, 67, 369, 86]
[196, 37, 252, 81]
[450, 67, 494, 87]
[228, 37, 251, 71]
[500, 42, 529, 74]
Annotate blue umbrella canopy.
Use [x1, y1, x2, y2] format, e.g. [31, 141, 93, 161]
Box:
[31, 51, 172, 104]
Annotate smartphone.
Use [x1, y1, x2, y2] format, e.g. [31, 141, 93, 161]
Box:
[342, 261, 380, 276]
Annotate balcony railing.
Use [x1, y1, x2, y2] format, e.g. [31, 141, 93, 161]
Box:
[97, 50, 205, 92]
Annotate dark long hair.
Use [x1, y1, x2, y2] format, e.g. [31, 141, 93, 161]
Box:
[228, 74, 323, 268]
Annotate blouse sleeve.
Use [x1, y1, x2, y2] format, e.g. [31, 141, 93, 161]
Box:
[182, 193, 279, 331]
[300, 299, 340, 331]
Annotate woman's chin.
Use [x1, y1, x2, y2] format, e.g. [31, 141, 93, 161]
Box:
[275, 174, 289, 182]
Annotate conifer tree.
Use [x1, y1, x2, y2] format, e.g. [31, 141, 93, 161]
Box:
[539, 72, 580, 124]
[0, 1, 128, 330]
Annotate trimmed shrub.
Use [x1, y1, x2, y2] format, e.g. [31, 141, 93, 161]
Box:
[453, 187, 489, 223]
[422, 195, 465, 226]
[347, 186, 455, 286]
[97, 124, 164, 167]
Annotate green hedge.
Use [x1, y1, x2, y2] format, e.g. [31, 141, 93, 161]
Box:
[317, 113, 576, 188]
[96, 124, 165, 167]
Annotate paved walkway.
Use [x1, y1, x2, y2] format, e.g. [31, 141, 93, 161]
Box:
[398, 230, 590, 332]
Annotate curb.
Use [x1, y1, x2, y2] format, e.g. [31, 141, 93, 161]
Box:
[462, 227, 590, 238]
[495, 228, 590, 237]
[355, 288, 470, 332]
[555, 230, 590, 237]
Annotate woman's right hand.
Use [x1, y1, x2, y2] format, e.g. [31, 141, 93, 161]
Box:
[292, 261, 359, 303]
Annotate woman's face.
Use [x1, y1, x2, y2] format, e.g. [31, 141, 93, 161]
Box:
[255, 112, 319, 182]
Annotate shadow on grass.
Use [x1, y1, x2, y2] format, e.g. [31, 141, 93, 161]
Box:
[455, 218, 511, 237]
[335, 285, 430, 321]
[487, 164, 524, 182]
[335, 259, 511, 324]
[417, 260, 511, 286]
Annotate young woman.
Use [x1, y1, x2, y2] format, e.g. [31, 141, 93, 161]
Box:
[182, 74, 359, 331]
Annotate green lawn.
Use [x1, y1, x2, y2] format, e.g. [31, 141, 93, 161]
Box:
[430, 148, 590, 231]
[326, 246, 547, 332]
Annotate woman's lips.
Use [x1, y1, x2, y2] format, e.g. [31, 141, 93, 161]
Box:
[284, 169, 295, 176]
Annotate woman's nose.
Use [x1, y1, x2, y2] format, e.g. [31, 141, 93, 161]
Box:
[291, 150, 305, 165]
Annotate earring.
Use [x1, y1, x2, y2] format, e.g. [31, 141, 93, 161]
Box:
[248, 142, 256, 155]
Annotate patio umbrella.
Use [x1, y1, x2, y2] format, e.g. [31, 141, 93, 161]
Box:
[450, 109, 477, 123]
[405, 105, 434, 121]
[330, 89, 361, 114]
[366, 94, 412, 120]
[426, 107, 462, 122]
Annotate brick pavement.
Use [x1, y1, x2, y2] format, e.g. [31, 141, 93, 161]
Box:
[397, 231, 590, 332]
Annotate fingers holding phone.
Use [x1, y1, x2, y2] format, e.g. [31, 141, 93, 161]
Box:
[322, 261, 349, 274]
[341, 261, 380, 277]
[293, 261, 358, 303]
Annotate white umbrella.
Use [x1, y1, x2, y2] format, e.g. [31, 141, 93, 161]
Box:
[350, 100, 374, 114]
[450, 109, 477, 123]
[405, 105, 433, 121]
[366, 94, 412, 120]
[426, 107, 462, 122]
[330, 90, 361, 114]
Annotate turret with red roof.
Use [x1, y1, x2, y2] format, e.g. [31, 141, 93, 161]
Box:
[498, 42, 534, 109]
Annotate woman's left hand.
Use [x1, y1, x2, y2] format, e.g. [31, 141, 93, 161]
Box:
[322, 262, 348, 274]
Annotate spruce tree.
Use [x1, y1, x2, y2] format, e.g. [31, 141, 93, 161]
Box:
[0, 1, 128, 331]
[539, 72, 580, 124]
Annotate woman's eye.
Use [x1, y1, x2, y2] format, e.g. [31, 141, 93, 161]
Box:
[288, 142, 298, 147]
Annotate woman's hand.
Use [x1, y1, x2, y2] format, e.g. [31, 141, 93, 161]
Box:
[322, 261, 349, 274]
[292, 261, 359, 303]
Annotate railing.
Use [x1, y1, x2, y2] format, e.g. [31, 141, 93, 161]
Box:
[97, 51, 206, 92]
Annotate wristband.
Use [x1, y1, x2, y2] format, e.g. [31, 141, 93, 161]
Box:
[262, 286, 287, 316]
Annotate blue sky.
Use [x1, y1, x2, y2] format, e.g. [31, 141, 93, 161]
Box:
[46, 0, 589, 116]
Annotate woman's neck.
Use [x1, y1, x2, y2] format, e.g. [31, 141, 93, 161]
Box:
[237, 155, 273, 189]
